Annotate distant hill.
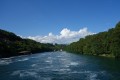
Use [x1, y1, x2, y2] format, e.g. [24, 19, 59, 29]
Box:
[0, 29, 56, 58]
[65, 22, 120, 58]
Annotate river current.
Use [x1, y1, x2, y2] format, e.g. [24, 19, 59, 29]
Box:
[0, 51, 120, 80]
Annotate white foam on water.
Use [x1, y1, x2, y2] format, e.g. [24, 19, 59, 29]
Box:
[64, 65, 69, 68]
[0, 56, 30, 65]
[70, 71, 80, 74]
[60, 58, 66, 61]
[20, 71, 37, 77]
[69, 70, 90, 74]
[45, 57, 53, 64]
[52, 68, 71, 73]
[31, 64, 37, 67]
[59, 68, 71, 72]
[45, 60, 51, 63]
[47, 57, 52, 59]
[85, 71, 106, 80]
[57, 56, 62, 58]
[69, 62, 79, 66]
[11, 70, 21, 76]
[17, 58, 29, 62]
[69, 70, 104, 80]
[88, 73, 98, 80]
[11, 70, 52, 80]
[0, 59, 12, 65]
[45, 59, 53, 64]
[11, 70, 38, 78]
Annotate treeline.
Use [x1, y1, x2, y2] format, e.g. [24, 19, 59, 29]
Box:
[65, 22, 120, 58]
[0, 29, 59, 58]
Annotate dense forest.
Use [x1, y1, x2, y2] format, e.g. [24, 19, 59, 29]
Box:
[65, 22, 120, 58]
[1, 22, 120, 58]
[0, 29, 64, 58]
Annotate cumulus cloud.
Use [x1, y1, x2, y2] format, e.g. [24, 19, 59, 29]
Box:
[26, 28, 95, 44]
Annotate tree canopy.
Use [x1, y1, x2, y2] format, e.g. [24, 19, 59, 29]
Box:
[0, 29, 63, 58]
[65, 22, 120, 58]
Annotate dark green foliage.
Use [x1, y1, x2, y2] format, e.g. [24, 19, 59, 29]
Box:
[0, 29, 56, 58]
[65, 22, 120, 58]
[54, 43, 67, 51]
[110, 22, 120, 57]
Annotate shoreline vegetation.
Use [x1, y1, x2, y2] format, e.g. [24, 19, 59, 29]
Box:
[65, 22, 120, 58]
[0, 22, 120, 58]
[0, 29, 65, 58]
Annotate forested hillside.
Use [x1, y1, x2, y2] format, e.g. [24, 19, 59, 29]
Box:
[0, 29, 56, 58]
[65, 22, 120, 58]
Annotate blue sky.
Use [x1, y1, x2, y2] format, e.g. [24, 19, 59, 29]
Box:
[0, 0, 120, 43]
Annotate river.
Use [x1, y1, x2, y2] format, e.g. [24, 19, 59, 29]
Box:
[0, 51, 120, 80]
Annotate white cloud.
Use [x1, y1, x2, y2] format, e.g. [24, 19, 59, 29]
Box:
[26, 27, 95, 44]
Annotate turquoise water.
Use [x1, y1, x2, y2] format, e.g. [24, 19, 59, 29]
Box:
[0, 52, 120, 80]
